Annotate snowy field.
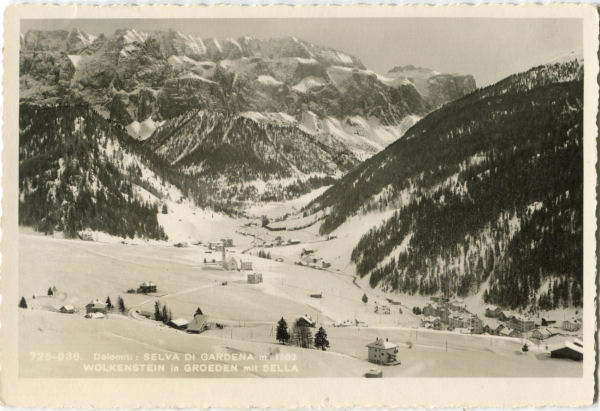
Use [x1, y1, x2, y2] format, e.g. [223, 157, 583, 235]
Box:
[19, 228, 582, 378]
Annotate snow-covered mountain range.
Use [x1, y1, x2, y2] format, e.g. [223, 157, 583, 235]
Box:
[20, 28, 475, 171]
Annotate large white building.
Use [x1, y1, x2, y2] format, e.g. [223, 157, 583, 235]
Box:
[366, 338, 399, 365]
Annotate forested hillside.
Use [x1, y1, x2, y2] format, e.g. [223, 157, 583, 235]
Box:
[306, 58, 583, 309]
[19, 104, 171, 239]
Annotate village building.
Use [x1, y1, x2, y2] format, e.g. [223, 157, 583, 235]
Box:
[499, 327, 515, 337]
[223, 256, 240, 271]
[499, 327, 521, 338]
[220, 238, 234, 247]
[448, 299, 467, 313]
[209, 242, 224, 251]
[296, 315, 316, 328]
[493, 324, 505, 335]
[551, 341, 583, 361]
[562, 319, 581, 332]
[288, 239, 301, 245]
[86, 299, 108, 314]
[85, 312, 105, 319]
[137, 281, 157, 294]
[422, 303, 451, 323]
[375, 304, 391, 315]
[421, 316, 442, 330]
[299, 254, 317, 266]
[241, 261, 253, 271]
[498, 311, 511, 322]
[470, 315, 484, 334]
[168, 318, 189, 330]
[449, 314, 470, 330]
[366, 338, 399, 365]
[290, 316, 316, 348]
[532, 328, 555, 340]
[422, 303, 438, 317]
[438, 307, 450, 324]
[247, 273, 263, 284]
[187, 314, 209, 334]
[59, 304, 75, 314]
[485, 306, 502, 318]
[509, 315, 535, 333]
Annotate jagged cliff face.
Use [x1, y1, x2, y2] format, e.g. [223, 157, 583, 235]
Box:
[307, 58, 583, 309]
[387, 65, 476, 109]
[20, 29, 475, 159]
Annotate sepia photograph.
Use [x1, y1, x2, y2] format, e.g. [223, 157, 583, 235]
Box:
[2, 3, 598, 408]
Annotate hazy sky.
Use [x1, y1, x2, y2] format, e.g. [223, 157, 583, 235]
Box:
[22, 18, 582, 86]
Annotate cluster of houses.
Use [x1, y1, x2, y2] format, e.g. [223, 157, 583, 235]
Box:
[374, 303, 391, 315]
[333, 319, 368, 327]
[207, 238, 234, 251]
[296, 249, 331, 269]
[419, 298, 485, 334]
[263, 238, 301, 248]
[203, 242, 253, 272]
[485, 306, 582, 339]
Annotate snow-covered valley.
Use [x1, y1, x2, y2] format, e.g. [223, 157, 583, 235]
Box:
[19, 183, 583, 378]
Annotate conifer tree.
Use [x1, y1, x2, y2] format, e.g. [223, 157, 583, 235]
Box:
[314, 326, 330, 351]
[154, 301, 162, 321]
[118, 296, 125, 313]
[106, 296, 113, 310]
[162, 305, 169, 324]
[19, 296, 27, 309]
[362, 293, 368, 303]
[47, 287, 53, 296]
[276, 317, 290, 344]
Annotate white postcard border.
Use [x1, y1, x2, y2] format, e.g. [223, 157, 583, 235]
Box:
[2, 4, 598, 408]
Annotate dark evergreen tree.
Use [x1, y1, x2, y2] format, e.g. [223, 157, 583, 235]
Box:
[106, 297, 113, 310]
[276, 317, 290, 344]
[154, 301, 162, 322]
[19, 296, 27, 309]
[314, 326, 330, 351]
[118, 296, 125, 313]
[162, 305, 170, 324]
[362, 293, 368, 303]
[261, 215, 270, 227]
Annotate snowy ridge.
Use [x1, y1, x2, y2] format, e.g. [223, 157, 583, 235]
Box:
[257, 75, 283, 87]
